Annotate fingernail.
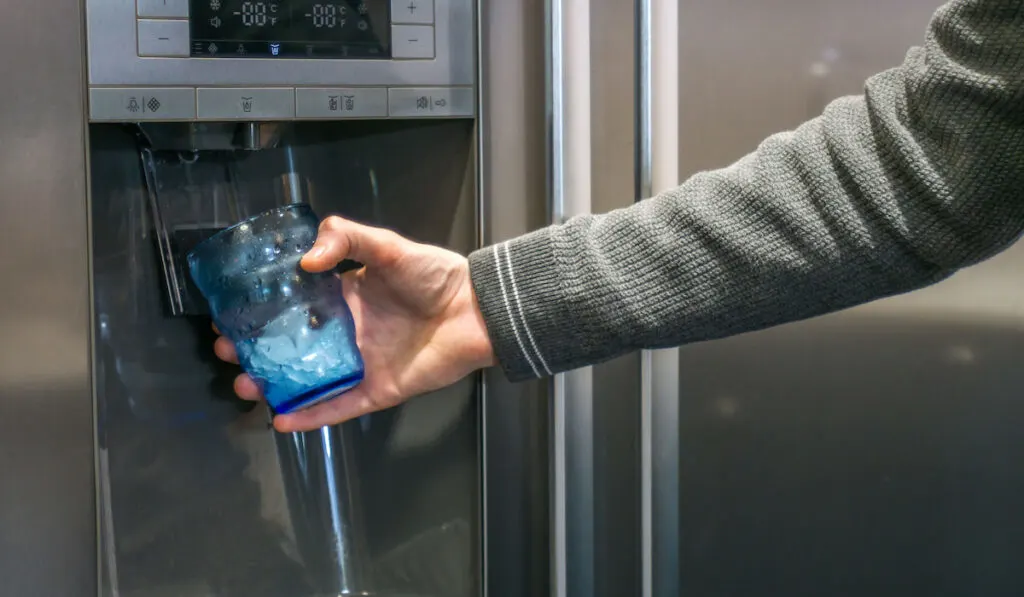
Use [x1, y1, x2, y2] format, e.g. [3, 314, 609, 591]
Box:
[309, 245, 326, 259]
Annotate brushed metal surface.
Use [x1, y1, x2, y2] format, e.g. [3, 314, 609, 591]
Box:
[0, 0, 95, 595]
[477, 0, 553, 593]
[677, 0, 1024, 593]
[86, 0, 475, 86]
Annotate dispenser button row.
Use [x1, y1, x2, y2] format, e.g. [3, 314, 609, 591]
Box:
[89, 87, 475, 121]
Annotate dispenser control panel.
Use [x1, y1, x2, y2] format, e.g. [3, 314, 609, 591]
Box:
[86, 0, 473, 121]
[189, 1, 396, 59]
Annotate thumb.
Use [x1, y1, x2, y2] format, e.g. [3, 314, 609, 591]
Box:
[301, 216, 402, 273]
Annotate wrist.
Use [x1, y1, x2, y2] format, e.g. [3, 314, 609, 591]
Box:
[465, 280, 498, 370]
[452, 261, 497, 372]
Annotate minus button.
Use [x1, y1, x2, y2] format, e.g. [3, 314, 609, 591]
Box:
[137, 19, 190, 57]
[391, 24, 434, 59]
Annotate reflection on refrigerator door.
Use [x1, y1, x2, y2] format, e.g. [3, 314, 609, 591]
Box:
[91, 120, 479, 596]
[675, 0, 1024, 594]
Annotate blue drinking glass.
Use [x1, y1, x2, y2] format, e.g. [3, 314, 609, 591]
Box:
[187, 204, 364, 415]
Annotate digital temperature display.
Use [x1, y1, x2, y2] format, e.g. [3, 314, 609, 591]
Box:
[190, 0, 391, 59]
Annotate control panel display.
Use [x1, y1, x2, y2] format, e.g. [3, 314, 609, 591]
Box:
[190, 0, 391, 58]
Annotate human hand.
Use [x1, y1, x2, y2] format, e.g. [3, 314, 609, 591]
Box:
[213, 216, 496, 432]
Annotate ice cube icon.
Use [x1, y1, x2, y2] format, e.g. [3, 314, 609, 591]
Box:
[270, 42, 281, 56]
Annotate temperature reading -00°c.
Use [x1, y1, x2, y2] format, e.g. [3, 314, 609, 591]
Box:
[306, 3, 370, 28]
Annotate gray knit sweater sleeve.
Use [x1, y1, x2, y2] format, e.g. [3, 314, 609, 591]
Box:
[468, 0, 1024, 382]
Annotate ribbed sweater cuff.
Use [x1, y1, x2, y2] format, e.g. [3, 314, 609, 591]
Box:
[468, 228, 576, 382]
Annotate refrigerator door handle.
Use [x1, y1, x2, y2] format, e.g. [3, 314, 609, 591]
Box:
[548, 0, 595, 595]
[637, 0, 681, 595]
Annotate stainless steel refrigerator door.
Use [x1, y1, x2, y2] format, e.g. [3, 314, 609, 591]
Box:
[478, 0, 555, 595]
[671, 0, 1024, 594]
[0, 0, 96, 595]
[0, 1, 558, 597]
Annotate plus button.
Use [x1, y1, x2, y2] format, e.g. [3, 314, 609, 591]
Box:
[392, 0, 432, 23]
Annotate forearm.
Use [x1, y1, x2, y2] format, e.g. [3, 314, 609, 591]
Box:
[469, 0, 1024, 381]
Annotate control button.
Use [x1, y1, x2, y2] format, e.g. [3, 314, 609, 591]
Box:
[137, 19, 190, 57]
[89, 88, 196, 121]
[296, 88, 388, 118]
[391, 0, 434, 24]
[197, 88, 295, 119]
[391, 25, 434, 59]
[137, 0, 189, 18]
[388, 87, 474, 117]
